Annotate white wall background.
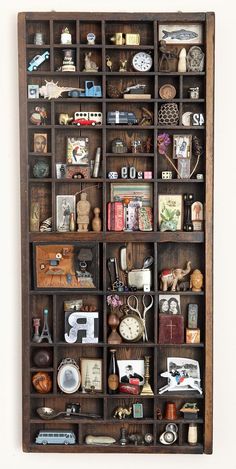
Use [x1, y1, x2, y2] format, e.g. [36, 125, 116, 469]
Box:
[1, 0, 235, 467]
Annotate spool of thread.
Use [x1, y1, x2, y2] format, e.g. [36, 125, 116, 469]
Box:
[188, 423, 198, 445]
[164, 402, 177, 420]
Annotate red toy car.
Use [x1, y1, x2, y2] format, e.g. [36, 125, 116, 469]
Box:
[72, 117, 97, 126]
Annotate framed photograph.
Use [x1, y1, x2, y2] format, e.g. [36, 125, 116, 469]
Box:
[159, 294, 181, 314]
[57, 359, 81, 394]
[158, 24, 203, 44]
[80, 358, 102, 392]
[158, 194, 183, 231]
[173, 135, 192, 159]
[56, 163, 67, 179]
[110, 183, 153, 207]
[167, 357, 201, 391]
[34, 242, 99, 290]
[28, 84, 39, 99]
[117, 359, 144, 386]
[56, 195, 76, 232]
[34, 133, 47, 153]
[67, 137, 89, 165]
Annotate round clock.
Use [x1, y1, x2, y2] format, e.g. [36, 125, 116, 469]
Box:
[119, 313, 144, 342]
[132, 52, 153, 72]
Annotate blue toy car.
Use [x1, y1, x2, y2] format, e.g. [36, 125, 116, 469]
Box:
[27, 51, 50, 72]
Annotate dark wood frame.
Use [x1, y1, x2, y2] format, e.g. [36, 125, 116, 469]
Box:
[18, 11, 214, 454]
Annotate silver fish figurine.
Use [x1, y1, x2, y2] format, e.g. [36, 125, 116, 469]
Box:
[162, 29, 198, 41]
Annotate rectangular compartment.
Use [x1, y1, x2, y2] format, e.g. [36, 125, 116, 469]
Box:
[105, 21, 154, 46]
[55, 294, 104, 343]
[29, 183, 52, 232]
[26, 20, 50, 45]
[80, 21, 102, 44]
[53, 21, 77, 44]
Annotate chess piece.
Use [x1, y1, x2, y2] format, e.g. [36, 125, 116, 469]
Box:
[69, 212, 76, 231]
[178, 48, 187, 72]
[77, 192, 90, 232]
[32, 318, 41, 343]
[92, 207, 102, 232]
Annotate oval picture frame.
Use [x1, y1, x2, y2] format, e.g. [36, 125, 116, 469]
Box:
[57, 359, 81, 394]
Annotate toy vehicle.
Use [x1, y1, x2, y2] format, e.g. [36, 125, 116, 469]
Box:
[72, 117, 97, 126]
[72, 111, 102, 126]
[27, 51, 50, 72]
[68, 81, 102, 98]
[35, 430, 76, 445]
[107, 111, 138, 125]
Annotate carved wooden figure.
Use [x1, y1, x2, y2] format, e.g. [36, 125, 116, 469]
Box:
[77, 192, 91, 232]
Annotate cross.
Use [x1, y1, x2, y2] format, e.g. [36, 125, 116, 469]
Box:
[166, 321, 176, 340]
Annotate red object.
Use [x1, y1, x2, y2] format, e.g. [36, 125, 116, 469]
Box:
[159, 314, 184, 344]
[107, 202, 124, 231]
[72, 118, 97, 126]
[162, 269, 171, 277]
[164, 402, 177, 420]
[129, 378, 140, 385]
[119, 383, 140, 395]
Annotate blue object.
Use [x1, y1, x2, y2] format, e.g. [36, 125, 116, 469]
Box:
[27, 51, 50, 72]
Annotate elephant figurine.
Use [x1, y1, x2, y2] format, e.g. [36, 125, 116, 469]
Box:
[159, 261, 192, 291]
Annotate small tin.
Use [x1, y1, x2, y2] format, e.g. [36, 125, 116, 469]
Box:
[189, 87, 200, 99]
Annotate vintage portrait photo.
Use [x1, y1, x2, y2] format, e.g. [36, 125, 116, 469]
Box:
[117, 359, 144, 386]
[57, 362, 81, 394]
[34, 133, 48, 153]
[80, 358, 102, 392]
[56, 195, 76, 232]
[159, 295, 181, 314]
[158, 194, 183, 231]
[159, 24, 203, 44]
[173, 135, 192, 159]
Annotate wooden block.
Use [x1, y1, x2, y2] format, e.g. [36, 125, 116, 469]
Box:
[186, 328, 200, 343]
[159, 314, 184, 344]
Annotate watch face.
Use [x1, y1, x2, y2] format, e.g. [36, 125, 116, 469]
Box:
[132, 52, 153, 72]
[119, 316, 143, 342]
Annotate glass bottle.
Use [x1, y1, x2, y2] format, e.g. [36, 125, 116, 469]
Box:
[188, 423, 198, 446]
[108, 349, 119, 394]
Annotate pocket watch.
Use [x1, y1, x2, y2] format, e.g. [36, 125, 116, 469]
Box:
[132, 52, 153, 72]
[119, 308, 144, 342]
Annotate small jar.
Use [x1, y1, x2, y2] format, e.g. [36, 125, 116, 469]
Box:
[34, 32, 44, 45]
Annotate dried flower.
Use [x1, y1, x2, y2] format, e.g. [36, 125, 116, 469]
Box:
[157, 133, 171, 155]
[107, 295, 123, 308]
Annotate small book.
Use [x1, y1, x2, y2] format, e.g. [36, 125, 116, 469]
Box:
[93, 147, 101, 177]
[159, 314, 184, 344]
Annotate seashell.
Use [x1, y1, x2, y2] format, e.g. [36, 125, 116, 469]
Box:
[40, 217, 52, 232]
[158, 103, 179, 126]
[32, 371, 52, 393]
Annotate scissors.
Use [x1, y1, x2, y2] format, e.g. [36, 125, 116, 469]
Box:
[127, 294, 153, 342]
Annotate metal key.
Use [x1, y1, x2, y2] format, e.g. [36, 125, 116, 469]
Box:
[109, 257, 124, 291]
